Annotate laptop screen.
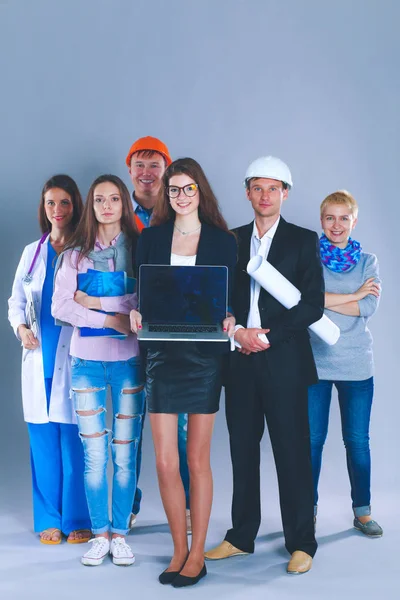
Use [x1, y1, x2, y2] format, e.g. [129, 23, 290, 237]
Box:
[139, 265, 227, 325]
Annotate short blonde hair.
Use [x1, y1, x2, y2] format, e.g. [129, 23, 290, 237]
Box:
[320, 190, 358, 219]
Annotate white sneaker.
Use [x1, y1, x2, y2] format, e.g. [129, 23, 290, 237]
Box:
[81, 537, 110, 566]
[110, 537, 135, 566]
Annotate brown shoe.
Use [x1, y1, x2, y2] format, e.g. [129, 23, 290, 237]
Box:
[204, 540, 249, 561]
[287, 551, 312, 574]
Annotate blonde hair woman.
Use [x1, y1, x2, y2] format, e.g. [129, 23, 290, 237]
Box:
[308, 191, 383, 537]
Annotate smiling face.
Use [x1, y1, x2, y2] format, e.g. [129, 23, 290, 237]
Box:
[168, 173, 200, 217]
[92, 181, 123, 225]
[321, 203, 357, 248]
[128, 151, 166, 204]
[43, 187, 74, 231]
[246, 178, 288, 220]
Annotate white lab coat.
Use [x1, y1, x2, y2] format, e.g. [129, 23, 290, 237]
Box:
[8, 236, 75, 424]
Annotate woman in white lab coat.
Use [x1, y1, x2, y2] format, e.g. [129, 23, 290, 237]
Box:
[8, 174, 91, 545]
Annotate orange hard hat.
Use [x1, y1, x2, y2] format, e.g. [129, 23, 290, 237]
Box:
[125, 136, 172, 167]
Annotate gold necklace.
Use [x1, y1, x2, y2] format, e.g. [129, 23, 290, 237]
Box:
[174, 223, 201, 236]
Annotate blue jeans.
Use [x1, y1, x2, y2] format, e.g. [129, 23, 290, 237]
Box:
[71, 357, 144, 535]
[27, 379, 91, 533]
[178, 413, 190, 510]
[308, 378, 374, 517]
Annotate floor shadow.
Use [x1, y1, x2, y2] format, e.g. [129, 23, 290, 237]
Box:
[0, 555, 84, 580]
[317, 528, 355, 545]
[256, 530, 284, 543]
[135, 553, 176, 567]
[205, 553, 289, 586]
[128, 522, 170, 535]
[0, 530, 39, 547]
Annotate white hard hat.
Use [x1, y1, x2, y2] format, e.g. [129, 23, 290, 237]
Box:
[244, 156, 293, 189]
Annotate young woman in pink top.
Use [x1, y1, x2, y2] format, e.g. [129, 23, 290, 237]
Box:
[52, 175, 143, 567]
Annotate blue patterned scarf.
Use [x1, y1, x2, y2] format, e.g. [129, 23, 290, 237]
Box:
[320, 234, 362, 273]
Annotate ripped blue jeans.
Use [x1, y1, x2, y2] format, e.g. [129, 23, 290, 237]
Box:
[71, 356, 144, 535]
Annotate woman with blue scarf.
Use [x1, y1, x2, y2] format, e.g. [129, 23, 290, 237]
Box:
[308, 190, 383, 537]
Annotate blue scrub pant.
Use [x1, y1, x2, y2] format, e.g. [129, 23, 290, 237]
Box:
[27, 378, 90, 534]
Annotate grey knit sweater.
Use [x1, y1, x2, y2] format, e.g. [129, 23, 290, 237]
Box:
[310, 252, 380, 381]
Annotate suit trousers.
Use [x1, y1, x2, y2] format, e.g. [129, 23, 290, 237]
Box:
[224, 351, 317, 557]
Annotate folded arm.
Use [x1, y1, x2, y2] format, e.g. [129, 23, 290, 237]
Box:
[326, 255, 381, 317]
[73, 291, 138, 314]
[52, 252, 107, 328]
[328, 301, 360, 316]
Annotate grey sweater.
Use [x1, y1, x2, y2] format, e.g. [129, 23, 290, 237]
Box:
[310, 252, 380, 381]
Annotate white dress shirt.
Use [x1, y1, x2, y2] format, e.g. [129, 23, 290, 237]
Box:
[170, 253, 196, 266]
[234, 216, 280, 345]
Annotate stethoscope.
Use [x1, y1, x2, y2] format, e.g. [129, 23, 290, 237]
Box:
[22, 233, 49, 284]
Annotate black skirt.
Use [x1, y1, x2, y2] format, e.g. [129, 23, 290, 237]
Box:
[146, 343, 222, 414]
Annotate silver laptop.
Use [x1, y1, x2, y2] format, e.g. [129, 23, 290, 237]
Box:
[137, 264, 229, 342]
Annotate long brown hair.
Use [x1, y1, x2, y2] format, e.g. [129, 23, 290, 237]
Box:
[39, 174, 83, 234]
[151, 158, 229, 232]
[65, 174, 139, 262]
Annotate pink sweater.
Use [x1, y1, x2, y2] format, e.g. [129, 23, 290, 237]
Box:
[52, 242, 139, 361]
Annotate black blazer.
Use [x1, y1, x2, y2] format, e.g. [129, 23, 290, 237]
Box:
[231, 217, 324, 386]
[135, 220, 238, 356]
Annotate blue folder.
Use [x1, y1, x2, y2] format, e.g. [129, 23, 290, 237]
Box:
[77, 270, 136, 339]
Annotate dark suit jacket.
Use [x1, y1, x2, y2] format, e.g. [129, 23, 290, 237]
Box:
[135, 220, 238, 356]
[231, 217, 324, 386]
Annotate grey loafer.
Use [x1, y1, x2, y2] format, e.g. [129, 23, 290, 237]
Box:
[353, 518, 383, 537]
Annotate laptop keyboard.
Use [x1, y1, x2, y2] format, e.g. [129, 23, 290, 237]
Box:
[148, 324, 218, 333]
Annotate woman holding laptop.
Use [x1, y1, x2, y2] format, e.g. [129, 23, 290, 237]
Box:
[130, 158, 237, 587]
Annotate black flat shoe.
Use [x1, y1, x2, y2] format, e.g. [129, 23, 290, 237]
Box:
[171, 564, 207, 588]
[159, 554, 189, 585]
[158, 569, 180, 585]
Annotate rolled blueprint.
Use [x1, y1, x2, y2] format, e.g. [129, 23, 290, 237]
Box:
[247, 255, 340, 345]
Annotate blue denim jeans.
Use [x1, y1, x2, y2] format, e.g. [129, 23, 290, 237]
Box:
[71, 357, 144, 535]
[308, 378, 374, 517]
[178, 413, 190, 510]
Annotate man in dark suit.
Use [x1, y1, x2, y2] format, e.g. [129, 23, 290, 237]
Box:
[205, 156, 324, 574]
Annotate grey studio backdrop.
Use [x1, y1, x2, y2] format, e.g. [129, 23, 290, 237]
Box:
[0, 1, 399, 598]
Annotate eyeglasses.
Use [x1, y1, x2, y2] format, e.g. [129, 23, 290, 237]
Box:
[167, 183, 199, 199]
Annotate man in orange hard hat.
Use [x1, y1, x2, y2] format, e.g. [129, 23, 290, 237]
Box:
[125, 136, 172, 231]
[126, 136, 191, 534]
